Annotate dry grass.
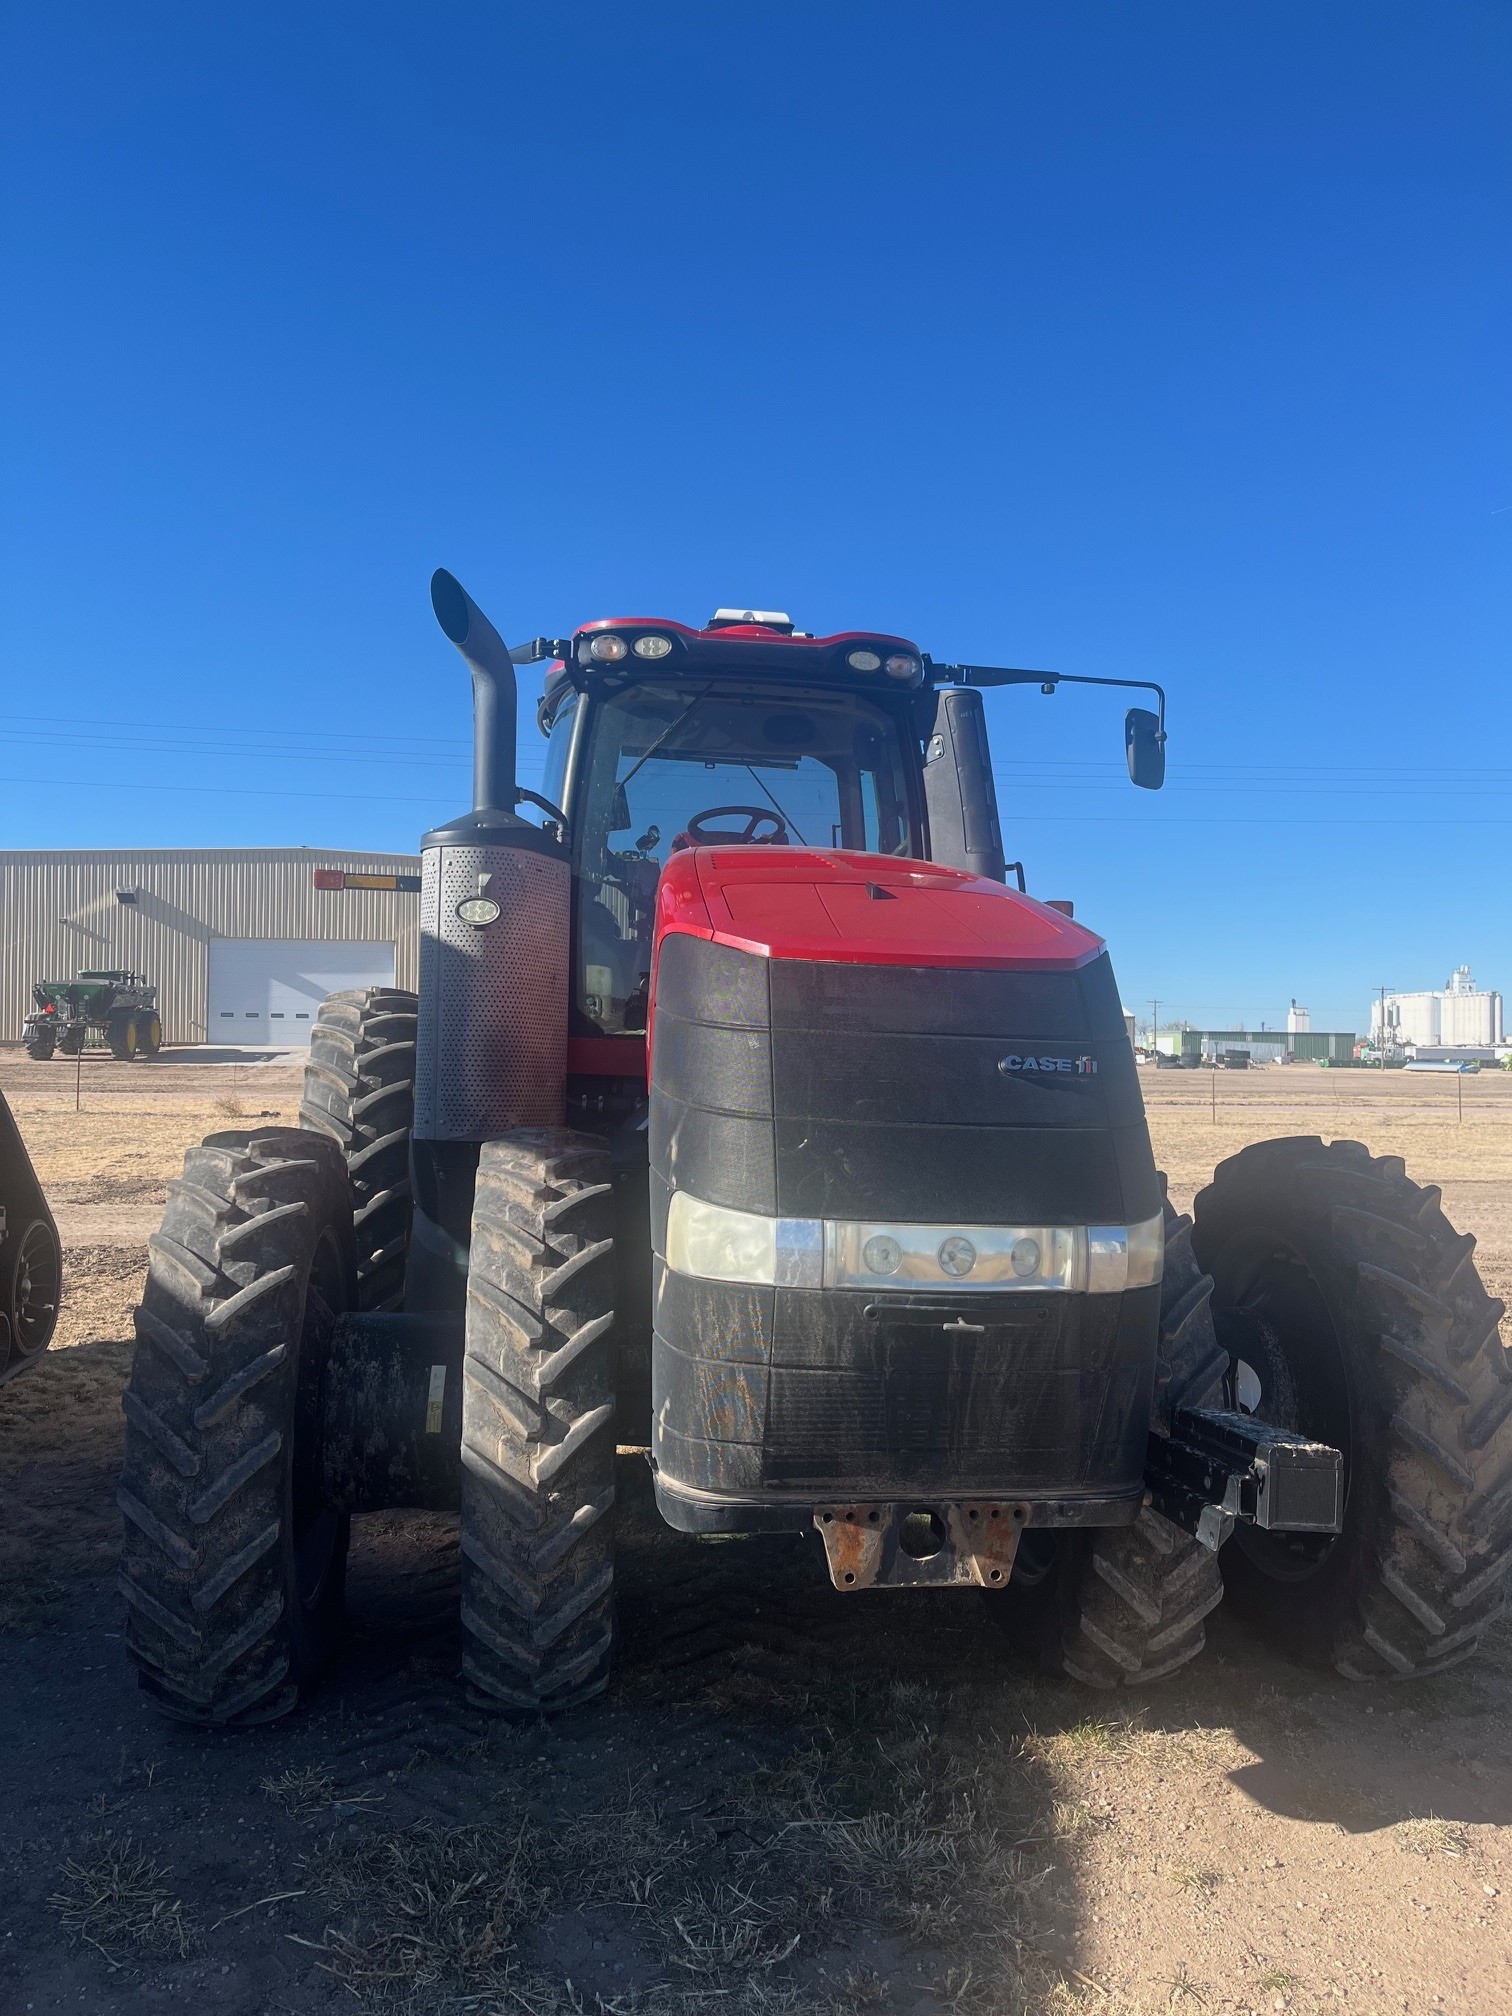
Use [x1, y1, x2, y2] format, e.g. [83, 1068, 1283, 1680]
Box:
[1168, 1863, 1222, 1898]
[1394, 1814, 1475, 1859]
[294, 1788, 707, 2011]
[262, 1763, 386, 1819]
[1032, 1713, 1145, 1761]
[288, 1682, 1067, 2016]
[49, 1833, 198, 1964]
[1255, 1965, 1298, 1993]
[1161, 1963, 1210, 2007]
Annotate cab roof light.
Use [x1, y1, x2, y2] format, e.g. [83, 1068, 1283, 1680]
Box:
[707, 608, 795, 633]
[847, 648, 882, 672]
[587, 634, 629, 663]
[633, 634, 673, 659]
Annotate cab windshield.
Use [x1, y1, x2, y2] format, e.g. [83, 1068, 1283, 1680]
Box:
[571, 680, 917, 1034]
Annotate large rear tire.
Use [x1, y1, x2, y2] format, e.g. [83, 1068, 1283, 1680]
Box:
[1193, 1137, 1512, 1678]
[107, 1014, 140, 1061]
[117, 1128, 354, 1725]
[298, 988, 418, 1312]
[460, 1130, 617, 1714]
[1004, 1185, 1227, 1686]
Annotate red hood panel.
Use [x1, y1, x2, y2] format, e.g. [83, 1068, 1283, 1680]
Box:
[654, 847, 1104, 971]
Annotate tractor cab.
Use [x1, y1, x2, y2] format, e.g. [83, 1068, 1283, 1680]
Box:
[537, 613, 930, 1036]
[523, 605, 1165, 1047]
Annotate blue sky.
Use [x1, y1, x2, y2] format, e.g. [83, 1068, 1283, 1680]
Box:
[3, 4, 1508, 1035]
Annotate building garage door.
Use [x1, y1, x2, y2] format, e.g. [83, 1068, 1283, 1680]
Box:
[207, 939, 396, 1047]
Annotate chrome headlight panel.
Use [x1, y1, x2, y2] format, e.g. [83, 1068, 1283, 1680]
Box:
[826, 1219, 1084, 1291]
[663, 1196, 1165, 1295]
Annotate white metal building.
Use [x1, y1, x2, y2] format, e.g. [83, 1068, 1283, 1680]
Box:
[1371, 967, 1504, 1053]
[1, 849, 420, 1048]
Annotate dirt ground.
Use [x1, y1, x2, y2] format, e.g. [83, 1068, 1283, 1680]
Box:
[1, 1051, 1508, 2016]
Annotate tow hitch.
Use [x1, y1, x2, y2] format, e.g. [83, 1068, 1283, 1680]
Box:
[814, 1501, 1031, 1589]
[1145, 1407, 1343, 1552]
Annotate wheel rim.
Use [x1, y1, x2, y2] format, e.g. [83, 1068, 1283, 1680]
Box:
[1213, 1237, 1352, 1583]
[291, 1226, 345, 1614]
[11, 1221, 61, 1357]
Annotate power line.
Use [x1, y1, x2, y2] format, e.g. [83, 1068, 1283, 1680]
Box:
[0, 711, 473, 750]
[0, 773, 450, 805]
[1001, 812, 1512, 827]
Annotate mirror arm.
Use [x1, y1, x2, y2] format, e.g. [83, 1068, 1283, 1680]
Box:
[926, 658, 1166, 745]
[510, 637, 572, 665]
[1047, 672, 1166, 745]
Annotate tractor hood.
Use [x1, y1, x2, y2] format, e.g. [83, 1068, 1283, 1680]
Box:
[650, 847, 1103, 976]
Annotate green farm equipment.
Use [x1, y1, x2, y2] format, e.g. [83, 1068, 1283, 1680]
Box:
[24, 972, 162, 1062]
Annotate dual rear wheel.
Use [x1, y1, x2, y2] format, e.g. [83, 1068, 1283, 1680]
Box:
[107, 1012, 161, 1060]
[118, 1128, 353, 1723]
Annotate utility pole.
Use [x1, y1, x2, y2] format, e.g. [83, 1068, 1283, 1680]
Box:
[1149, 998, 1160, 1057]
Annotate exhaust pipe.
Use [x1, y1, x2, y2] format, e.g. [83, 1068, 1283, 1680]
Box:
[409, 570, 570, 1176]
[429, 568, 518, 816]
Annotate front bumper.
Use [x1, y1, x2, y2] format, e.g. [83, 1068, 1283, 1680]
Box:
[650, 1265, 1160, 1534]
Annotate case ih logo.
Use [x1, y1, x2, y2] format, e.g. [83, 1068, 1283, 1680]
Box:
[998, 1054, 1098, 1077]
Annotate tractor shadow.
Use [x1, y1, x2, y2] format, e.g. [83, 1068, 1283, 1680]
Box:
[327, 1456, 1512, 2007]
[335, 1451, 1512, 1843]
[5, 1370, 1509, 2015]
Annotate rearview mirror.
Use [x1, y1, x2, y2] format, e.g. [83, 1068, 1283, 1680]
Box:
[1125, 707, 1165, 791]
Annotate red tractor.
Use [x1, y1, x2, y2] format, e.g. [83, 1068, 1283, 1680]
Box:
[117, 577, 1511, 1723]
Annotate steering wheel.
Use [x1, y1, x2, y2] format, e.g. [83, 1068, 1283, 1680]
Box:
[682, 805, 791, 846]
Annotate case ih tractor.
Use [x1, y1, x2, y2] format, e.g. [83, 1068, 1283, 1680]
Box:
[117, 576, 1511, 1724]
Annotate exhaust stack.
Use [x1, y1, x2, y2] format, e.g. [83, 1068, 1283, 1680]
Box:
[412, 571, 569, 1149]
[429, 567, 518, 819]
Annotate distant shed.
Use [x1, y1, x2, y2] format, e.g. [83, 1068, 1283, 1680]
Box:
[1155, 1027, 1355, 1064]
[0, 848, 421, 1047]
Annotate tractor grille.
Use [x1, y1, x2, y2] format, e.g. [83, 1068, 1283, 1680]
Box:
[647, 933, 1161, 1512]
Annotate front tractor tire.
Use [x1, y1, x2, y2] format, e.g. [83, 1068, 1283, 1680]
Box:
[298, 988, 418, 1312]
[24, 1028, 55, 1062]
[1005, 1187, 1229, 1687]
[1194, 1137, 1512, 1679]
[460, 1131, 617, 1715]
[118, 1129, 355, 1726]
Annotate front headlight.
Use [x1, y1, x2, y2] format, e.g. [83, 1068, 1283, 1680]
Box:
[663, 1197, 1165, 1294]
[1086, 1213, 1165, 1292]
[665, 1192, 776, 1286]
[1125, 1211, 1165, 1288]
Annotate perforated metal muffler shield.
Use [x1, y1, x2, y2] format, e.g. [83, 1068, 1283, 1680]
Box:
[413, 841, 569, 1140]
